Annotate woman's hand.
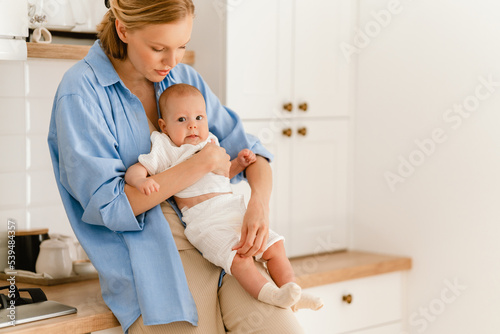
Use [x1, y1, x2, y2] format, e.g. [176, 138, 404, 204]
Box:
[233, 194, 270, 256]
[232, 156, 272, 257]
[196, 140, 231, 177]
[126, 141, 230, 216]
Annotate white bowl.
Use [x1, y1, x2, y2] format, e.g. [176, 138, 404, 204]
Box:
[72, 260, 97, 275]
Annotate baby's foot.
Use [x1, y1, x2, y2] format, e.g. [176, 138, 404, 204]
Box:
[291, 292, 324, 312]
[257, 282, 301, 309]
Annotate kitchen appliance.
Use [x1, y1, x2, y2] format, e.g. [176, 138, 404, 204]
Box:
[0, 285, 76, 328]
[0, 0, 29, 60]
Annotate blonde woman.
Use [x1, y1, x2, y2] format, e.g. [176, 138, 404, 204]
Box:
[48, 0, 305, 333]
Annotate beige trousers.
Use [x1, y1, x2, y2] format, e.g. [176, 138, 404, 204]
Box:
[129, 202, 304, 334]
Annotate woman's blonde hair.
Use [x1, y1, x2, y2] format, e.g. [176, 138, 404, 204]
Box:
[97, 0, 195, 59]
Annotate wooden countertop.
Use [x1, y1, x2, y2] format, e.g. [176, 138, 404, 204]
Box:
[26, 42, 195, 65]
[291, 250, 412, 289]
[0, 250, 411, 333]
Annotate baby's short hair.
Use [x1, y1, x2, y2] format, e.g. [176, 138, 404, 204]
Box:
[159, 83, 204, 119]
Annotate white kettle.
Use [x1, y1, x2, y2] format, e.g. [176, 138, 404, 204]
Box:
[35, 239, 73, 279]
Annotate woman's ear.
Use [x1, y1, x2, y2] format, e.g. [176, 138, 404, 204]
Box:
[115, 19, 128, 43]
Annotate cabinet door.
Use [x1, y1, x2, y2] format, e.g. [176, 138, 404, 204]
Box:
[226, 0, 293, 120]
[230, 120, 292, 242]
[288, 119, 348, 257]
[293, 0, 353, 118]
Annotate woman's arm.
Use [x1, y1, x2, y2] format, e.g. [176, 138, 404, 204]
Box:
[125, 143, 230, 216]
[232, 156, 273, 257]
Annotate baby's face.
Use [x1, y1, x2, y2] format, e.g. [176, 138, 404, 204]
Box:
[160, 93, 209, 146]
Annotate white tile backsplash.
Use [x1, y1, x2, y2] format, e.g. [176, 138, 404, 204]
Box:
[27, 170, 61, 206]
[0, 135, 26, 172]
[26, 59, 75, 98]
[27, 135, 52, 170]
[0, 61, 25, 97]
[0, 172, 26, 208]
[0, 97, 26, 134]
[27, 98, 54, 134]
[28, 204, 74, 238]
[0, 58, 80, 274]
[0, 58, 78, 241]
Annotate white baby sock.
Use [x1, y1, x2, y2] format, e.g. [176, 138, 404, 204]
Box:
[291, 292, 324, 312]
[257, 282, 302, 309]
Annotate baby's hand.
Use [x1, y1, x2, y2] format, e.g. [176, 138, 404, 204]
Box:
[138, 178, 160, 196]
[237, 149, 257, 168]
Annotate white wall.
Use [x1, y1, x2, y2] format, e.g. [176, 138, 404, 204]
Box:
[189, 0, 227, 103]
[352, 0, 500, 333]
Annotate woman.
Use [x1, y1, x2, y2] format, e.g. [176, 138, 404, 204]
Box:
[47, 0, 304, 333]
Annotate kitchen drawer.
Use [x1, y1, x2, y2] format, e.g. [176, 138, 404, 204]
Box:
[295, 272, 403, 333]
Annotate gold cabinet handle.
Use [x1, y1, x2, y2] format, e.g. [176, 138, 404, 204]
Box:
[342, 294, 353, 304]
[297, 127, 307, 136]
[283, 103, 293, 112]
[282, 128, 292, 137]
[298, 102, 308, 112]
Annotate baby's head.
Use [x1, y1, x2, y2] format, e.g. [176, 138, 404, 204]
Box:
[158, 84, 209, 146]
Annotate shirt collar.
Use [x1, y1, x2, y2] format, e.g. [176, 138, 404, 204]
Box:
[84, 40, 122, 87]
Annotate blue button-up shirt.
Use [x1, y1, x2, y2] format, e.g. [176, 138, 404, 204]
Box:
[47, 41, 273, 333]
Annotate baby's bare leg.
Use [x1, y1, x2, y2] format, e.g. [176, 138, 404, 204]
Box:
[231, 255, 268, 298]
[231, 254, 300, 308]
[262, 240, 324, 311]
[261, 240, 295, 287]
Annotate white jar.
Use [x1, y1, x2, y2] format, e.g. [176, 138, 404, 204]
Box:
[50, 234, 78, 262]
[35, 239, 73, 279]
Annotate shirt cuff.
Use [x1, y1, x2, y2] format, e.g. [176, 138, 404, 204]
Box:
[82, 190, 145, 232]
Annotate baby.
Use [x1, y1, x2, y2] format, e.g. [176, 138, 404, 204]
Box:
[125, 83, 322, 311]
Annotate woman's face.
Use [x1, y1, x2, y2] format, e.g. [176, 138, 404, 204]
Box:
[117, 16, 193, 82]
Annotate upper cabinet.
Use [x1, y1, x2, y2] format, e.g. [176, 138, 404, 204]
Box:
[292, 0, 352, 118]
[224, 0, 292, 120]
[190, 0, 354, 257]
[192, 0, 354, 120]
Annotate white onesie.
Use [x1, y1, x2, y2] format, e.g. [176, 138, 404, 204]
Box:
[139, 131, 284, 275]
[139, 132, 231, 198]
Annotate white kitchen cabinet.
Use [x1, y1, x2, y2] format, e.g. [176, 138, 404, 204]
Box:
[192, 0, 354, 256]
[287, 119, 348, 257]
[294, 272, 406, 333]
[231, 119, 348, 257]
[224, 0, 352, 120]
